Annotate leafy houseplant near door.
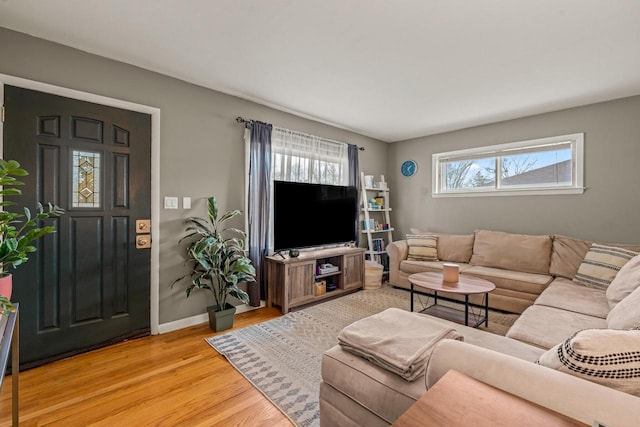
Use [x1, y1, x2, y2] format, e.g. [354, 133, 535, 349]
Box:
[173, 197, 256, 332]
[0, 160, 64, 314]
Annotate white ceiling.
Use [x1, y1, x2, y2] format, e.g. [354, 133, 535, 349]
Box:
[1, 0, 640, 142]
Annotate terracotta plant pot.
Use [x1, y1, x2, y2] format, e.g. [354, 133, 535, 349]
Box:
[0, 274, 13, 300]
[207, 303, 236, 332]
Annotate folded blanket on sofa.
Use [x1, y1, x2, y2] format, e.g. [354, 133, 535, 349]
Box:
[338, 307, 463, 381]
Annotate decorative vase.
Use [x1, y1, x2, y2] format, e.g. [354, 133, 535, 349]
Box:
[0, 274, 13, 299]
[207, 303, 237, 332]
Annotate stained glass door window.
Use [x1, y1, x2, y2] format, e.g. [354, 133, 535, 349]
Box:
[72, 150, 101, 208]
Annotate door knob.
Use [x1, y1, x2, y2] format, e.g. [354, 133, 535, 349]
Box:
[136, 234, 151, 249]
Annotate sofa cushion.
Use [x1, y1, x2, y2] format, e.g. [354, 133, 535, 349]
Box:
[549, 234, 592, 279]
[607, 285, 640, 329]
[573, 244, 638, 290]
[506, 305, 607, 349]
[406, 234, 438, 262]
[322, 345, 426, 424]
[436, 234, 474, 263]
[423, 315, 545, 361]
[606, 254, 640, 309]
[410, 228, 474, 263]
[337, 308, 462, 381]
[399, 260, 471, 276]
[534, 277, 609, 319]
[470, 230, 552, 275]
[320, 382, 389, 427]
[536, 328, 640, 397]
[462, 265, 552, 296]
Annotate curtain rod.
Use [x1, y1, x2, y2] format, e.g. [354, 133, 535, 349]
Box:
[236, 116, 365, 151]
[236, 116, 252, 125]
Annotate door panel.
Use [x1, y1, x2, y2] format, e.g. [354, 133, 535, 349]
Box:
[3, 85, 151, 367]
[112, 216, 129, 315]
[72, 216, 103, 323]
[39, 215, 60, 331]
[344, 253, 364, 289]
[288, 261, 316, 305]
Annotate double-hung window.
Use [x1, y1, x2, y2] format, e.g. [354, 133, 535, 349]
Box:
[432, 133, 584, 197]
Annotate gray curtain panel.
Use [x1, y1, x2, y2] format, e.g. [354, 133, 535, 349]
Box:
[248, 121, 273, 306]
[348, 144, 360, 245]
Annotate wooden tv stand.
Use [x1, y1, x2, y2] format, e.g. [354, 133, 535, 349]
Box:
[266, 247, 366, 313]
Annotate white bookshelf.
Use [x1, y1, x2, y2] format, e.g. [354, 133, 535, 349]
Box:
[360, 172, 393, 271]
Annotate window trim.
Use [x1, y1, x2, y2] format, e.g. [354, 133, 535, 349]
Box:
[432, 133, 584, 198]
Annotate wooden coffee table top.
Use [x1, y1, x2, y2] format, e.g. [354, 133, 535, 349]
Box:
[393, 370, 587, 427]
[408, 271, 495, 295]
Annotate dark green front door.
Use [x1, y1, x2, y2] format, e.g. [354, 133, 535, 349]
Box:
[3, 85, 152, 368]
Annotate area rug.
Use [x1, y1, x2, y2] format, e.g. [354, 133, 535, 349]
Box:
[206, 285, 518, 427]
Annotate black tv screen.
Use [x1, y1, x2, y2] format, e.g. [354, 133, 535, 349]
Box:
[273, 181, 358, 251]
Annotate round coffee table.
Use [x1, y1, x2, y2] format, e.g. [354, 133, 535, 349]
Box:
[408, 272, 496, 327]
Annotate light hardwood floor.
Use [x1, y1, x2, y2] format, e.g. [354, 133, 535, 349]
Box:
[0, 307, 294, 426]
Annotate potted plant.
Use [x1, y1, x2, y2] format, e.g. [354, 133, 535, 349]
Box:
[172, 197, 256, 332]
[0, 159, 64, 315]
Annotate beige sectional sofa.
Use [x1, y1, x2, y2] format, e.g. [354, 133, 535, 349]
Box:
[388, 229, 640, 314]
[320, 313, 640, 426]
[319, 230, 640, 426]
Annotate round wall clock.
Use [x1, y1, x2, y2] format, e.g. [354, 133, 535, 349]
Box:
[401, 160, 418, 177]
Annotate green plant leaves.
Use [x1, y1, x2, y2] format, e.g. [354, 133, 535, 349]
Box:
[0, 295, 15, 316]
[218, 209, 241, 224]
[0, 160, 64, 276]
[173, 196, 254, 308]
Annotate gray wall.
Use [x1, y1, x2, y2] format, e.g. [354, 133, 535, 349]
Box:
[388, 95, 640, 244]
[0, 27, 388, 324]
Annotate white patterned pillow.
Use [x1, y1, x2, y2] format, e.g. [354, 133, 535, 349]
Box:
[536, 328, 640, 397]
[608, 284, 640, 329]
[573, 244, 638, 289]
[606, 254, 640, 309]
[406, 234, 438, 262]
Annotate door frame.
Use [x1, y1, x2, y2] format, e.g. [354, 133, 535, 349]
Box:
[0, 73, 161, 334]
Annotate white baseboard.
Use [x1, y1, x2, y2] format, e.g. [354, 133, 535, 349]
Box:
[157, 300, 267, 334]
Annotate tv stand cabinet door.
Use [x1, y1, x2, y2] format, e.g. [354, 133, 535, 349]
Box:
[287, 260, 316, 309]
[343, 252, 364, 290]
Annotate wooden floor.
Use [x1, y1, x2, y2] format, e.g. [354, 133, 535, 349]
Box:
[0, 307, 294, 426]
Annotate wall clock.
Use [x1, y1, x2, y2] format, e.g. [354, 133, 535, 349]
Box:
[401, 160, 418, 177]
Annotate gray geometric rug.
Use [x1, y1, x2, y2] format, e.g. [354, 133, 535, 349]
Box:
[206, 285, 518, 427]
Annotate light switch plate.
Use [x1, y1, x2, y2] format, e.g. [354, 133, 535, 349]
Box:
[164, 196, 178, 209]
[183, 197, 191, 209]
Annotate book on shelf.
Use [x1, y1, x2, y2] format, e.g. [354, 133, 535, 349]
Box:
[363, 219, 392, 232]
[372, 238, 385, 252]
[363, 219, 374, 230]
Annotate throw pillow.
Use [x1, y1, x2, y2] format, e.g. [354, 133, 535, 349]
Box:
[607, 284, 640, 329]
[469, 229, 552, 275]
[549, 234, 592, 279]
[536, 328, 640, 397]
[408, 228, 474, 263]
[406, 234, 438, 262]
[606, 254, 640, 309]
[573, 244, 638, 290]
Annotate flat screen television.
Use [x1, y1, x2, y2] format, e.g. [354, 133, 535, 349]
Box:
[273, 180, 358, 251]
